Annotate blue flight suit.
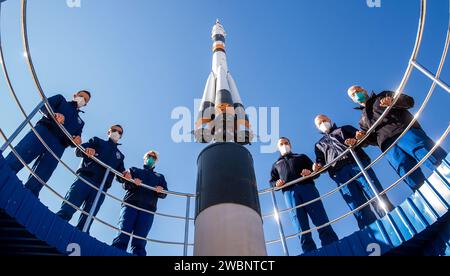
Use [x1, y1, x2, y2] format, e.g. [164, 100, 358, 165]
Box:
[112, 165, 168, 256]
[56, 137, 126, 233]
[270, 153, 339, 253]
[315, 124, 394, 229]
[5, 95, 85, 197]
[384, 127, 448, 190]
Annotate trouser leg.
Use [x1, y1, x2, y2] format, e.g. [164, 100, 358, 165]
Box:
[5, 127, 47, 174]
[76, 186, 106, 233]
[24, 141, 65, 197]
[283, 189, 316, 253]
[385, 143, 427, 190]
[56, 178, 90, 222]
[130, 211, 155, 256]
[112, 206, 138, 251]
[301, 184, 339, 247]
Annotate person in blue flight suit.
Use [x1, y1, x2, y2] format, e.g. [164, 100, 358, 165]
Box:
[5, 91, 91, 197]
[312, 115, 395, 230]
[56, 124, 131, 232]
[269, 137, 339, 253]
[112, 150, 168, 256]
[347, 85, 448, 190]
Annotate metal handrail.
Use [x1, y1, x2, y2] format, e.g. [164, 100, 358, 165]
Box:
[0, 0, 196, 220]
[259, 0, 428, 195]
[0, 128, 194, 247]
[0, 0, 445, 255]
[19, 0, 195, 199]
[262, 22, 450, 219]
[266, 125, 450, 245]
[13, 0, 195, 252]
[411, 60, 450, 93]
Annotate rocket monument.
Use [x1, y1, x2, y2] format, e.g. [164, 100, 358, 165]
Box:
[194, 20, 267, 256]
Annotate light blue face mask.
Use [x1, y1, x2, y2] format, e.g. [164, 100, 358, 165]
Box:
[145, 157, 155, 168]
[354, 92, 368, 103]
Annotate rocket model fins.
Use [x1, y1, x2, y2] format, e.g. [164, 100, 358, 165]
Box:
[227, 73, 253, 144]
[195, 72, 216, 143]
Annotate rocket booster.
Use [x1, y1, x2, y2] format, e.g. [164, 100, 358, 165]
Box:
[195, 20, 253, 144]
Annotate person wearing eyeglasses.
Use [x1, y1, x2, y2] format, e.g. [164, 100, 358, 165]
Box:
[112, 150, 168, 256]
[5, 91, 91, 197]
[56, 124, 131, 232]
[347, 85, 447, 191]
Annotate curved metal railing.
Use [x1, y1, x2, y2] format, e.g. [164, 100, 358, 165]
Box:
[263, 21, 450, 220]
[0, 0, 448, 256]
[265, 126, 450, 245]
[259, 0, 450, 255]
[0, 129, 191, 247]
[259, 0, 428, 195]
[0, 0, 195, 256]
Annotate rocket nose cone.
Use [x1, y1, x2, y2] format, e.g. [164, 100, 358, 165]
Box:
[212, 19, 226, 38]
[215, 19, 223, 28]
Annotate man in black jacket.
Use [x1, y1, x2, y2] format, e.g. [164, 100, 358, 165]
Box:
[112, 150, 168, 256]
[56, 125, 131, 232]
[312, 115, 394, 229]
[348, 85, 447, 190]
[269, 137, 338, 253]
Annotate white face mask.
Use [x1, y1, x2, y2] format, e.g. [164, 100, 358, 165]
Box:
[109, 132, 121, 143]
[74, 96, 86, 108]
[319, 122, 332, 133]
[279, 145, 291, 156]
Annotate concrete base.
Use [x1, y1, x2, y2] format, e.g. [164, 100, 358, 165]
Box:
[194, 203, 267, 256]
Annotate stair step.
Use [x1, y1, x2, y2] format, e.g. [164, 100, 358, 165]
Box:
[0, 208, 63, 256]
[0, 251, 63, 257]
[0, 243, 56, 250]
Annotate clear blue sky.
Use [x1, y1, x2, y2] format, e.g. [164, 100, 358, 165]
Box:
[0, 0, 449, 256]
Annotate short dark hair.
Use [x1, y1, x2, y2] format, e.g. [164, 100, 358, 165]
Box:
[111, 124, 124, 134]
[77, 90, 91, 99]
[278, 137, 291, 144]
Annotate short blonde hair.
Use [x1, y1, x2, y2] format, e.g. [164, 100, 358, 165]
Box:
[143, 150, 159, 161]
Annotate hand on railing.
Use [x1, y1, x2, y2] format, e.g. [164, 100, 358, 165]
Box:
[123, 171, 132, 180]
[345, 138, 358, 147]
[301, 169, 312, 177]
[155, 186, 164, 194]
[85, 148, 96, 158]
[72, 136, 82, 146]
[355, 131, 366, 140]
[380, 96, 395, 108]
[134, 178, 142, 186]
[54, 113, 65, 124]
[275, 179, 286, 188]
[313, 163, 323, 172]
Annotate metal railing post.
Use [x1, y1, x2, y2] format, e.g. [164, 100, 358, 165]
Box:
[82, 168, 110, 232]
[270, 190, 289, 256]
[183, 196, 191, 256]
[349, 148, 388, 216]
[411, 61, 450, 94]
[0, 101, 44, 152]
